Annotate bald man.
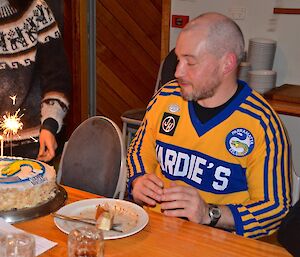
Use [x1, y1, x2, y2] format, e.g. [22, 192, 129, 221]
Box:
[127, 13, 291, 238]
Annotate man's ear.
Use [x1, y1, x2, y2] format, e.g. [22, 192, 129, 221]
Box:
[222, 53, 237, 75]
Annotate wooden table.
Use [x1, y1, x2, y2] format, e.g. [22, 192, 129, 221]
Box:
[14, 186, 292, 257]
[264, 84, 300, 117]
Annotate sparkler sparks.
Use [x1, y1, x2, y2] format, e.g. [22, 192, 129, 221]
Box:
[0, 96, 24, 157]
[0, 109, 24, 137]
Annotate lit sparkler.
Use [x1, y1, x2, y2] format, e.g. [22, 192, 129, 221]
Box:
[0, 109, 24, 137]
[0, 96, 24, 157]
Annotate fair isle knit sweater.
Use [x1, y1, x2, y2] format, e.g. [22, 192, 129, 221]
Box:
[0, 0, 70, 138]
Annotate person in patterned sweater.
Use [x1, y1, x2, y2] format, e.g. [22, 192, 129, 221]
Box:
[0, 0, 70, 162]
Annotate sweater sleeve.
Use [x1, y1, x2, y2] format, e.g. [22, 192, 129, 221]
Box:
[36, 36, 71, 98]
[34, 0, 71, 132]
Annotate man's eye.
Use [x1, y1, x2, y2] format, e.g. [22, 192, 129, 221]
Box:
[187, 63, 196, 66]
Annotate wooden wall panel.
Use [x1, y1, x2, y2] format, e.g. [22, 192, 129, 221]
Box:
[161, 0, 171, 60]
[96, 0, 162, 127]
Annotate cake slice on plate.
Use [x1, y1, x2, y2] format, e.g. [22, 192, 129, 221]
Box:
[95, 204, 114, 231]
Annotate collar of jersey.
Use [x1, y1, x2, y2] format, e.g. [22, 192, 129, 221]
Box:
[188, 80, 252, 137]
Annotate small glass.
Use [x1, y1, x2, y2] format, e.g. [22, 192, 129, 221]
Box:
[2, 233, 35, 257]
[0, 234, 7, 256]
[68, 226, 104, 257]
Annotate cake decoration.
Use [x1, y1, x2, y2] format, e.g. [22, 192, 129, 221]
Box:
[1, 159, 44, 178]
[0, 157, 57, 211]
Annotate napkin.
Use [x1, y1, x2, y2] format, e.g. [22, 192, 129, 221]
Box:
[0, 218, 57, 256]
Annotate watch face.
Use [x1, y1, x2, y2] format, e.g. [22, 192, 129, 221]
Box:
[208, 205, 221, 226]
[211, 208, 221, 218]
[209, 206, 221, 219]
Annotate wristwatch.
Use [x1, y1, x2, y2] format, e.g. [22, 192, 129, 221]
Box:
[208, 204, 221, 227]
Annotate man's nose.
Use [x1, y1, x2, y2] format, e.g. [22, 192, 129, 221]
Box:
[175, 62, 184, 79]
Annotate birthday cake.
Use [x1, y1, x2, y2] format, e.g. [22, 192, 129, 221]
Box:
[0, 157, 57, 212]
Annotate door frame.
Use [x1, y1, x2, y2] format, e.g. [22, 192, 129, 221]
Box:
[161, 0, 171, 59]
[64, 0, 89, 135]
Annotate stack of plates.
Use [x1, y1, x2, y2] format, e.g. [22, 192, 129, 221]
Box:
[248, 70, 277, 94]
[238, 62, 251, 83]
[248, 38, 277, 70]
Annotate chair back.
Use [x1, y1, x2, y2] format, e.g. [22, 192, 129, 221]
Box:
[159, 48, 177, 88]
[282, 125, 300, 205]
[121, 48, 178, 148]
[292, 168, 300, 205]
[57, 116, 127, 199]
[154, 48, 177, 92]
[290, 143, 300, 205]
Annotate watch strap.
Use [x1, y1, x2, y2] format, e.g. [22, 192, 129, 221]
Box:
[208, 204, 221, 227]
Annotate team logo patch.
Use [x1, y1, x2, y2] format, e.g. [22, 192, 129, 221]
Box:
[159, 112, 180, 136]
[169, 104, 180, 113]
[225, 128, 255, 157]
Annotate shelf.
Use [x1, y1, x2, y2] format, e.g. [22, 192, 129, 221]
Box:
[273, 8, 300, 14]
[264, 84, 300, 117]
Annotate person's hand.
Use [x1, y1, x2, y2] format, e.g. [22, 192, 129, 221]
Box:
[161, 182, 210, 224]
[37, 129, 57, 162]
[132, 173, 164, 206]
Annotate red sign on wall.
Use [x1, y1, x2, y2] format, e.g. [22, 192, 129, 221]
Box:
[172, 15, 189, 28]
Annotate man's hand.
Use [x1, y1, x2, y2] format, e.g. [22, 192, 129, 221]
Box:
[132, 173, 164, 206]
[161, 182, 210, 224]
[37, 129, 57, 162]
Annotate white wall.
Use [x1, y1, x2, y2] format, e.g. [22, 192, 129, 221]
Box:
[170, 0, 300, 172]
[170, 0, 300, 87]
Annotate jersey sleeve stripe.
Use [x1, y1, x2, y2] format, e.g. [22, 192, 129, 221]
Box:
[128, 120, 148, 175]
[241, 106, 281, 213]
[247, 95, 291, 208]
[228, 204, 243, 235]
[245, 96, 290, 210]
[238, 107, 272, 203]
[127, 119, 149, 195]
[159, 91, 181, 97]
[232, 95, 290, 237]
[241, 104, 289, 217]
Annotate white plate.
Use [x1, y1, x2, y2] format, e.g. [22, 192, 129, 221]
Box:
[54, 198, 149, 240]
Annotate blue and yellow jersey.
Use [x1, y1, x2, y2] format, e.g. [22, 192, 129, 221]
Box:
[127, 81, 291, 239]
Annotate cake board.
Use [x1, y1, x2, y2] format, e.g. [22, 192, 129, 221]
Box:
[0, 185, 67, 224]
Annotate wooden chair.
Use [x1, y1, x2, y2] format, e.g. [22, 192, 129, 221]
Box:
[292, 159, 300, 205]
[57, 116, 127, 199]
[283, 126, 300, 205]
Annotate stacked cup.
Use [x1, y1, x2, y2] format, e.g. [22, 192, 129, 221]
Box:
[248, 38, 277, 70]
[238, 62, 251, 83]
[247, 38, 277, 94]
[248, 70, 277, 94]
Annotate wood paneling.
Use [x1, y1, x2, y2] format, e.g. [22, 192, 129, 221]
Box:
[161, 0, 171, 60]
[96, 0, 162, 127]
[63, 0, 168, 132]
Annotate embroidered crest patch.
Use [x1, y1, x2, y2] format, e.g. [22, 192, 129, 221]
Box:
[225, 128, 255, 157]
[159, 112, 180, 136]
